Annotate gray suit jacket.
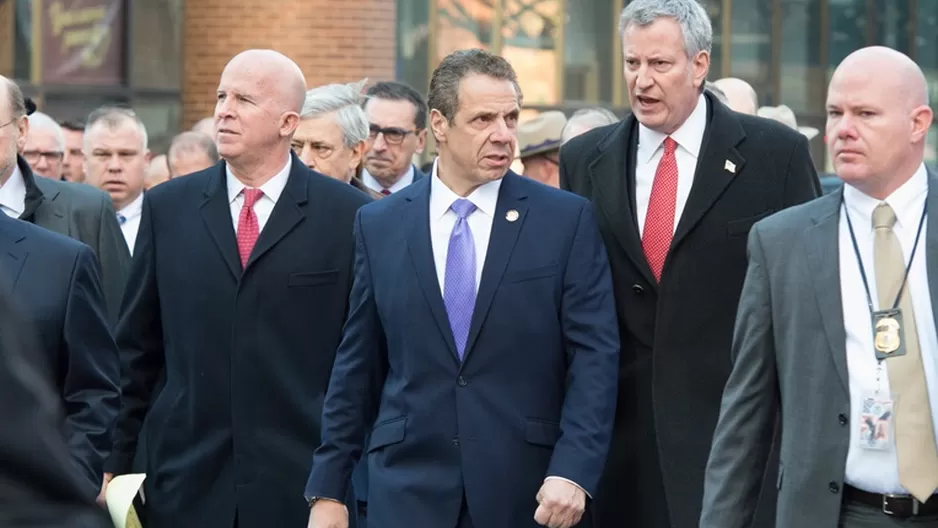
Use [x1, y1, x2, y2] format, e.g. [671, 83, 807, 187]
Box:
[700, 169, 938, 528]
[17, 157, 130, 325]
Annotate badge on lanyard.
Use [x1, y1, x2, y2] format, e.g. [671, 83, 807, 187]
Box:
[872, 308, 907, 360]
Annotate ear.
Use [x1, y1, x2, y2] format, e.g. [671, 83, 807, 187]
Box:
[429, 109, 449, 145]
[691, 50, 711, 91]
[910, 105, 933, 144]
[415, 128, 427, 155]
[280, 112, 301, 138]
[144, 149, 153, 163]
[349, 140, 366, 172]
[15, 116, 28, 153]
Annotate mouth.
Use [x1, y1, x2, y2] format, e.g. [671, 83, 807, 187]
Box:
[482, 153, 511, 166]
[635, 95, 660, 107]
[103, 180, 126, 189]
[217, 128, 238, 136]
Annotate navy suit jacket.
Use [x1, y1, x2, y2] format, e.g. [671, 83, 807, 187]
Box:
[107, 152, 370, 528]
[306, 171, 620, 528]
[0, 213, 120, 500]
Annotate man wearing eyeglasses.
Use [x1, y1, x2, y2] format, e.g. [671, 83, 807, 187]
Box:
[362, 81, 428, 195]
[22, 111, 65, 180]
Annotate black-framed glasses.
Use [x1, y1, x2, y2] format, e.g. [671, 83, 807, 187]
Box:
[369, 125, 417, 145]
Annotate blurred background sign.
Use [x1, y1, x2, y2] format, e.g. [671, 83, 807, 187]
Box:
[40, 0, 124, 85]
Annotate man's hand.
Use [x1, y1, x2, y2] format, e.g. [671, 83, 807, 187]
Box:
[307, 499, 349, 528]
[533, 479, 586, 528]
[96, 472, 114, 506]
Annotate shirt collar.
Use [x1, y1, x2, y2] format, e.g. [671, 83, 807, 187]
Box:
[117, 191, 145, 219]
[637, 93, 708, 164]
[843, 162, 928, 232]
[0, 164, 27, 217]
[362, 164, 415, 194]
[226, 155, 292, 205]
[429, 158, 502, 221]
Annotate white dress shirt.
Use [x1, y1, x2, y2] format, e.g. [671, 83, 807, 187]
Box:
[226, 155, 291, 233]
[841, 163, 938, 494]
[635, 93, 708, 236]
[428, 160, 588, 496]
[363, 164, 415, 195]
[116, 192, 144, 255]
[0, 165, 27, 218]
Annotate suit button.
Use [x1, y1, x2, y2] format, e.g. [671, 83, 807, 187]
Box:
[457, 376, 467, 387]
[838, 413, 848, 426]
[632, 284, 644, 294]
[829, 482, 840, 494]
[452, 437, 460, 447]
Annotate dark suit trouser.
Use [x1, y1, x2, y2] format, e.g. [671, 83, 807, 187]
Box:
[839, 500, 938, 527]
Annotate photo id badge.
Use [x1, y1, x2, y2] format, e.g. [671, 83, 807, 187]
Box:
[872, 309, 907, 360]
[857, 392, 895, 451]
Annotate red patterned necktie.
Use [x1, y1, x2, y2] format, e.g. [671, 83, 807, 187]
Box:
[642, 137, 678, 282]
[236, 188, 264, 268]
[380, 189, 391, 196]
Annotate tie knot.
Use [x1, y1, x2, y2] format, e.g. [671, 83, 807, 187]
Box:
[242, 188, 263, 208]
[116, 213, 126, 225]
[450, 198, 476, 219]
[380, 189, 392, 196]
[663, 137, 677, 154]
[872, 202, 897, 230]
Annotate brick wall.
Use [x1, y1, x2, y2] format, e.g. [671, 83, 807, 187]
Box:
[182, 0, 397, 128]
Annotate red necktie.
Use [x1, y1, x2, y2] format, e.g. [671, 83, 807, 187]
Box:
[380, 189, 391, 196]
[237, 188, 263, 268]
[642, 137, 678, 282]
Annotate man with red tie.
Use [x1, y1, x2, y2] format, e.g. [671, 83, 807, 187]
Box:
[101, 49, 371, 528]
[558, 1, 820, 527]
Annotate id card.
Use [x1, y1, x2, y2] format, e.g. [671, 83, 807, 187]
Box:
[857, 393, 895, 451]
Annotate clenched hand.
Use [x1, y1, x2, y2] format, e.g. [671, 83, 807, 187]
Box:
[533, 479, 586, 528]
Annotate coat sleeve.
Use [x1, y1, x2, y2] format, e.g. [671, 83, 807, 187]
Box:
[61, 244, 121, 496]
[699, 223, 780, 528]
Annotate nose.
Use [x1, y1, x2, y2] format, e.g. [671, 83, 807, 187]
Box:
[35, 155, 50, 170]
[371, 133, 388, 152]
[489, 117, 514, 144]
[833, 115, 858, 142]
[107, 154, 122, 172]
[299, 145, 316, 169]
[635, 66, 655, 90]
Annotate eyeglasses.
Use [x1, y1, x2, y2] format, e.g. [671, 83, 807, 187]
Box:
[23, 150, 64, 164]
[369, 125, 418, 145]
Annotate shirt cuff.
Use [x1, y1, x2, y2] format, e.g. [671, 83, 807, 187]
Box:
[544, 476, 592, 499]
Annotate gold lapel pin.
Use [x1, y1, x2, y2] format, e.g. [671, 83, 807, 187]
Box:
[724, 160, 737, 174]
[506, 210, 520, 222]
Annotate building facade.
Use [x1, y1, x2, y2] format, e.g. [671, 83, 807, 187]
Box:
[1, 0, 936, 167]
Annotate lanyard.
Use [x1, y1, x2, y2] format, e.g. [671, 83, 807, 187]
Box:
[842, 196, 927, 314]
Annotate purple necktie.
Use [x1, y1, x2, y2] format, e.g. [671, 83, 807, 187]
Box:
[443, 198, 477, 360]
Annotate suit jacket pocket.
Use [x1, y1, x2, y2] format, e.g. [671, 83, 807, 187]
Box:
[525, 418, 562, 447]
[727, 211, 774, 237]
[504, 265, 557, 284]
[288, 269, 339, 287]
[366, 416, 407, 453]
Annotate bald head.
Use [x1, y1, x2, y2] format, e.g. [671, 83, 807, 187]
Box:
[834, 46, 928, 111]
[712, 78, 758, 115]
[224, 49, 306, 114]
[191, 117, 214, 137]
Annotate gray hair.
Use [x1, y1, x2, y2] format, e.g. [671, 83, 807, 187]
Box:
[428, 48, 522, 122]
[619, 0, 713, 58]
[84, 106, 149, 151]
[561, 108, 619, 144]
[26, 111, 65, 151]
[301, 79, 369, 148]
[169, 131, 219, 163]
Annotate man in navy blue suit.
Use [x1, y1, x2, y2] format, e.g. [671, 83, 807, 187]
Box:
[306, 49, 620, 528]
[0, 210, 119, 502]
